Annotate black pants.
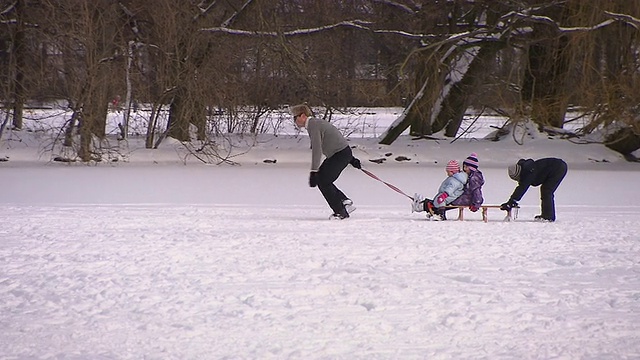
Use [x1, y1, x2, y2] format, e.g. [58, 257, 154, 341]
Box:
[317, 146, 352, 215]
[540, 160, 568, 221]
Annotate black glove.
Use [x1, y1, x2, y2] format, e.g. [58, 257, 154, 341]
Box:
[350, 157, 362, 169]
[500, 199, 518, 211]
[309, 171, 319, 187]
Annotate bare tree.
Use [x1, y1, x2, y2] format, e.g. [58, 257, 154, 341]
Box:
[28, 0, 127, 161]
[3, 0, 638, 161]
[377, 1, 640, 146]
[1, 0, 44, 131]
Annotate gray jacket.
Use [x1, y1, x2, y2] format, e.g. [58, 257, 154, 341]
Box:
[307, 117, 349, 171]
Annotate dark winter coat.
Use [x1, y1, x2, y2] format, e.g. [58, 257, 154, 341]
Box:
[509, 158, 566, 202]
[450, 169, 484, 207]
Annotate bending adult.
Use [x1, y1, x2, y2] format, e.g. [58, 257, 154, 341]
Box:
[500, 158, 568, 222]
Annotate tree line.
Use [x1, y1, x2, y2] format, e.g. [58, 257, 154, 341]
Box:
[1, 0, 639, 161]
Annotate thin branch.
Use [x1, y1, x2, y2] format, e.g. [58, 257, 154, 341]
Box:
[371, 0, 416, 15]
[503, 9, 637, 33]
[221, 0, 254, 28]
[201, 19, 425, 38]
[202, 6, 636, 44]
[450, 107, 485, 144]
[559, 19, 616, 33]
[0, 0, 16, 16]
[193, 0, 218, 21]
[604, 11, 640, 30]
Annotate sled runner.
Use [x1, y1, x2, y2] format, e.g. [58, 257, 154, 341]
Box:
[445, 205, 518, 222]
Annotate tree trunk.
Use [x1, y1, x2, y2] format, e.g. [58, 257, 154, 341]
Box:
[192, 100, 206, 141]
[11, 102, 24, 131]
[10, 0, 27, 130]
[63, 110, 80, 147]
[78, 81, 108, 161]
[121, 41, 134, 140]
[522, 28, 570, 129]
[605, 127, 640, 161]
[380, 42, 498, 144]
[434, 43, 501, 137]
[85, 77, 109, 139]
[145, 104, 160, 149]
[167, 90, 191, 142]
[378, 77, 430, 145]
[408, 58, 437, 137]
[166, 83, 206, 142]
[77, 110, 93, 162]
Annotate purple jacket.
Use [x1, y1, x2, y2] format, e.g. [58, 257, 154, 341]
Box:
[450, 169, 484, 207]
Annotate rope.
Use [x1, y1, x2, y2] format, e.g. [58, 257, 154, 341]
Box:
[360, 168, 414, 200]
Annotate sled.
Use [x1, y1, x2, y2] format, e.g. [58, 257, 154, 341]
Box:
[444, 205, 518, 222]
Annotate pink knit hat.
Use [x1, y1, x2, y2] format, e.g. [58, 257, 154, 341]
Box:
[446, 160, 460, 174]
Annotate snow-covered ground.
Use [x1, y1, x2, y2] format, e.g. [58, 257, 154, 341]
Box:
[1, 108, 640, 359]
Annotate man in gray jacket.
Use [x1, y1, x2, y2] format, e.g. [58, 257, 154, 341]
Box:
[291, 104, 361, 219]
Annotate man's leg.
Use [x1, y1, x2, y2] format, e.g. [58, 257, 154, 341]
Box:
[540, 160, 568, 221]
[336, 189, 349, 203]
[317, 147, 352, 215]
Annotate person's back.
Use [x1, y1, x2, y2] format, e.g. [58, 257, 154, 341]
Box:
[450, 170, 483, 205]
[502, 157, 567, 222]
[433, 170, 468, 208]
[306, 117, 349, 171]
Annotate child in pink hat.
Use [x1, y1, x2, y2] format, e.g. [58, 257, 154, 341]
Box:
[411, 160, 468, 220]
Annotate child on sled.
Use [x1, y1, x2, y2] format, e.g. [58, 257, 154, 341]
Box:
[448, 152, 484, 212]
[412, 160, 468, 220]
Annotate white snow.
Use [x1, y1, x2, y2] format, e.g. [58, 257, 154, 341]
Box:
[1, 108, 640, 359]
